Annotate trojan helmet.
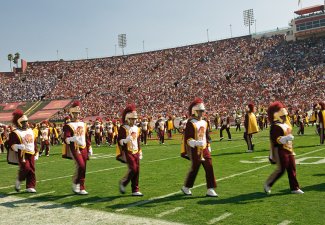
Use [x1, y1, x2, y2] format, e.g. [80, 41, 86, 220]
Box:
[69, 100, 81, 114]
[122, 104, 138, 124]
[267, 101, 288, 123]
[189, 97, 206, 117]
[12, 109, 28, 128]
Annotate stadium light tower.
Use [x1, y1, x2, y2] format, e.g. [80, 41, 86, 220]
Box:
[118, 34, 127, 55]
[243, 9, 254, 35]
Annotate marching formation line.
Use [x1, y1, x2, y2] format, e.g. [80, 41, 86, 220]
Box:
[156, 207, 184, 218]
[277, 220, 292, 225]
[207, 212, 233, 224]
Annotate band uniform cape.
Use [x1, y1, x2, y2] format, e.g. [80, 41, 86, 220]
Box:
[116, 124, 141, 163]
[246, 112, 259, 134]
[7, 128, 35, 165]
[180, 117, 211, 160]
[62, 121, 88, 160]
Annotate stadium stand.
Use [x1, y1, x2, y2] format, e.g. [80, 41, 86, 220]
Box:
[0, 35, 324, 120]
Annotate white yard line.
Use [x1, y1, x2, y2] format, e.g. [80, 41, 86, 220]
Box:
[207, 212, 233, 224]
[277, 220, 292, 225]
[0, 195, 186, 225]
[27, 191, 56, 198]
[156, 207, 184, 218]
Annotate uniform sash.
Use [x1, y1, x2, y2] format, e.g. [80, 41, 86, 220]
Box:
[247, 112, 259, 134]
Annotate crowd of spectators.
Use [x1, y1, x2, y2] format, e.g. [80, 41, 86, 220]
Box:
[0, 35, 324, 120]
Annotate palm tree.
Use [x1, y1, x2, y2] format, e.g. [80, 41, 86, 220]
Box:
[13, 52, 20, 68]
[7, 54, 13, 71]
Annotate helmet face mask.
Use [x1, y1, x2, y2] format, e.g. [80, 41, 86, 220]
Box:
[125, 111, 138, 125]
[192, 103, 205, 117]
[17, 115, 28, 129]
[70, 111, 80, 120]
[273, 108, 288, 123]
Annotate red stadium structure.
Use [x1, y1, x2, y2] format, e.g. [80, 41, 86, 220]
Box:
[43, 100, 72, 110]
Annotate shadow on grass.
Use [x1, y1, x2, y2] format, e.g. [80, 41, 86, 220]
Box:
[295, 144, 322, 149]
[313, 173, 325, 177]
[107, 193, 206, 210]
[197, 191, 288, 205]
[302, 182, 325, 192]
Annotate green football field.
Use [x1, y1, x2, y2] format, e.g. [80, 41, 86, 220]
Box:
[0, 126, 324, 225]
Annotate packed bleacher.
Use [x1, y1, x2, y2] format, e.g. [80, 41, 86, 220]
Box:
[0, 35, 324, 119]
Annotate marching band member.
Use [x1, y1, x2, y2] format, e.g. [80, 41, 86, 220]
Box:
[39, 121, 51, 156]
[113, 119, 120, 145]
[94, 117, 103, 147]
[63, 101, 92, 195]
[244, 103, 259, 152]
[166, 115, 174, 139]
[318, 102, 325, 145]
[178, 115, 188, 134]
[235, 111, 242, 132]
[116, 104, 143, 196]
[296, 110, 305, 135]
[0, 126, 6, 153]
[140, 117, 149, 145]
[147, 116, 154, 139]
[8, 109, 38, 193]
[105, 119, 114, 147]
[219, 111, 231, 141]
[155, 115, 166, 144]
[181, 98, 218, 197]
[264, 101, 303, 194]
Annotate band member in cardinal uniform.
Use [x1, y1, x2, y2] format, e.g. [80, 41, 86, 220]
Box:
[264, 101, 304, 194]
[63, 101, 92, 195]
[140, 117, 149, 145]
[178, 115, 188, 134]
[8, 109, 39, 193]
[296, 110, 305, 135]
[244, 103, 259, 152]
[94, 118, 103, 147]
[0, 126, 6, 153]
[166, 115, 174, 139]
[105, 119, 114, 147]
[39, 121, 51, 156]
[116, 104, 143, 196]
[155, 115, 166, 144]
[219, 111, 232, 141]
[318, 102, 325, 145]
[180, 98, 218, 197]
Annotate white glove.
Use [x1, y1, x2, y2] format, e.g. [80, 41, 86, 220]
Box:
[75, 136, 84, 146]
[279, 134, 294, 144]
[208, 146, 212, 152]
[120, 136, 132, 145]
[66, 137, 74, 144]
[188, 140, 204, 148]
[34, 153, 39, 160]
[139, 152, 143, 160]
[88, 146, 93, 156]
[12, 144, 25, 152]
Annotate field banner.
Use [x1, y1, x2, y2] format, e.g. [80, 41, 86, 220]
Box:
[1, 102, 25, 111]
[0, 113, 14, 122]
[43, 100, 72, 110]
[29, 110, 59, 120]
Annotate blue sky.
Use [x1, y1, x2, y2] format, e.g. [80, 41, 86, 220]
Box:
[0, 0, 323, 72]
